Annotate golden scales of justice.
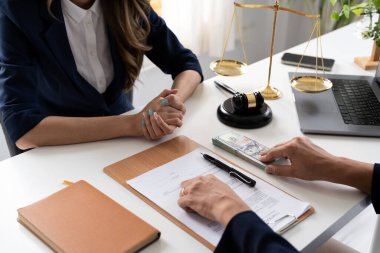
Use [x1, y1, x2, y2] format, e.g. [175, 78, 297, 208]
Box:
[210, 0, 333, 99]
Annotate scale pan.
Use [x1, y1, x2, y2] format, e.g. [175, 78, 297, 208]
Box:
[210, 60, 248, 76]
[291, 76, 332, 93]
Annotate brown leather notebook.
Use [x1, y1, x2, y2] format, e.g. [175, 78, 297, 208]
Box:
[17, 180, 160, 253]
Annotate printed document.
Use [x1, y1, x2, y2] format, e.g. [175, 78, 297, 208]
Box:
[128, 147, 310, 246]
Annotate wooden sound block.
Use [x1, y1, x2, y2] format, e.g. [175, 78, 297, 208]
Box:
[354, 56, 379, 70]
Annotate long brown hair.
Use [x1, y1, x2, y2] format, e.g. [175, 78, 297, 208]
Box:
[47, 0, 151, 90]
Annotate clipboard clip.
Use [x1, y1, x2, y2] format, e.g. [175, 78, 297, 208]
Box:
[267, 214, 299, 234]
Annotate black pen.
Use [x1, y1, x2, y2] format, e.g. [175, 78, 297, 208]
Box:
[201, 153, 256, 187]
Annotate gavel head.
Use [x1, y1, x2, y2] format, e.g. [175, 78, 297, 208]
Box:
[232, 92, 264, 112]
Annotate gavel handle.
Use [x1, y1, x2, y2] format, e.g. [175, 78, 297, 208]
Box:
[214, 80, 238, 95]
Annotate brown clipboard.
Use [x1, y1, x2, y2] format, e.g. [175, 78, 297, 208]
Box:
[103, 135, 315, 250]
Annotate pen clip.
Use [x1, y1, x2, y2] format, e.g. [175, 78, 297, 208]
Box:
[229, 171, 254, 186]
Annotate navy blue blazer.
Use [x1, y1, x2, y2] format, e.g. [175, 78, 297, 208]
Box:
[0, 0, 202, 144]
[215, 163, 380, 253]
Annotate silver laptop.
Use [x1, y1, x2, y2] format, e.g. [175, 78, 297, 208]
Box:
[291, 65, 380, 137]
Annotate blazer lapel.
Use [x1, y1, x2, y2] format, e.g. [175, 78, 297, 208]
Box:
[40, 0, 80, 86]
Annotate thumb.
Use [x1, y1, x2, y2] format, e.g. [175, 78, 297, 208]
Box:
[260, 145, 289, 163]
[265, 165, 293, 177]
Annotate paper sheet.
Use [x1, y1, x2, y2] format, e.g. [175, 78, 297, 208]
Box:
[128, 147, 310, 246]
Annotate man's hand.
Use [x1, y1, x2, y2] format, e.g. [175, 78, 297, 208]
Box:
[178, 175, 250, 226]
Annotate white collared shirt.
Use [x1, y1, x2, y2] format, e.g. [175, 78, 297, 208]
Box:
[61, 0, 114, 94]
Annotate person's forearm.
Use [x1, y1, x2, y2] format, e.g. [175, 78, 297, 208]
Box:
[172, 70, 201, 102]
[324, 157, 373, 194]
[16, 114, 143, 149]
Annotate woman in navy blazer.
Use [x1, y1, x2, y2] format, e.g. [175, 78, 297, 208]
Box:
[0, 0, 202, 151]
[178, 137, 379, 253]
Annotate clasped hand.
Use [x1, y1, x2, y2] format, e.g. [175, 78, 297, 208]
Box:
[141, 89, 185, 140]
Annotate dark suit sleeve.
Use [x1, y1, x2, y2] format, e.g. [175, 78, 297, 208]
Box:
[145, 9, 203, 82]
[371, 163, 380, 214]
[0, 10, 46, 143]
[215, 211, 299, 253]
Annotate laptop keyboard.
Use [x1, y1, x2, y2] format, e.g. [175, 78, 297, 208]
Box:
[331, 79, 380, 125]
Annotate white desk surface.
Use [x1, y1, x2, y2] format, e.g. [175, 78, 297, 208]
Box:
[1, 23, 378, 253]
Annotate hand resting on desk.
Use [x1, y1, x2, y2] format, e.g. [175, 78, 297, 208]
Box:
[177, 175, 250, 226]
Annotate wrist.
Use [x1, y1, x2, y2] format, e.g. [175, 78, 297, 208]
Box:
[327, 156, 373, 193]
[120, 113, 144, 137]
[318, 155, 343, 182]
[172, 70, 201, 102]
[217, 197, 250, 226]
